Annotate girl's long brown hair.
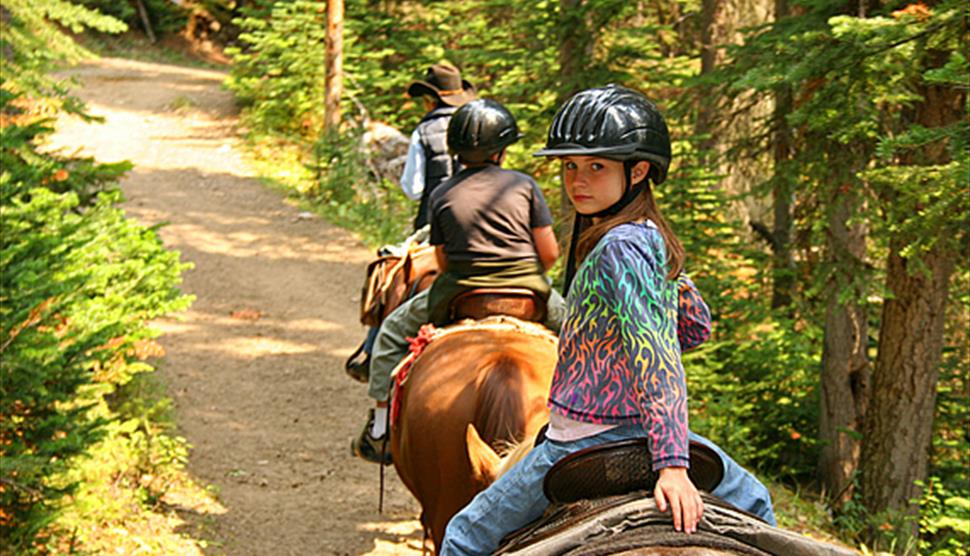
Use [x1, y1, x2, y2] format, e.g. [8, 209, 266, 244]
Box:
[572, 184, 684, 280]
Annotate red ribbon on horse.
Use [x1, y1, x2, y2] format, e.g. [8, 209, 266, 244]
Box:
[390, 323, 438, 426]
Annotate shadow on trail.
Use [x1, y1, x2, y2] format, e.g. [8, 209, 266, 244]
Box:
[62, 58, 237, 119]
[119, 166, 422, 554]
[49, 56, 424, 554]
[155, 313, 423, 555]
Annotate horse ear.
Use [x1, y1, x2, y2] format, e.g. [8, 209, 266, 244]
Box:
[466, 424, 500, 486]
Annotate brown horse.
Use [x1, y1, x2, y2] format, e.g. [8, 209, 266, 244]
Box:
[388, 321, 858, 556]
[389, 317, 558, 550]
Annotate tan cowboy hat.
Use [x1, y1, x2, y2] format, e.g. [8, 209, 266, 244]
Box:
[406, 63, 477, 107]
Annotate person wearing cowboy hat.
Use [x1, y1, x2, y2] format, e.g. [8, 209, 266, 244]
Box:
[341, 64, 477, 386]
[400, 63, 477, 230]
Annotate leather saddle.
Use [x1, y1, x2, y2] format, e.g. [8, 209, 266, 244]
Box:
[543, 438, 724, 504]
[492, 440, 731, 555]
[449, 287, 546, 323]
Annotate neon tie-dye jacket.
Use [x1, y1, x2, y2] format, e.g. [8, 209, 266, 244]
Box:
[675, 274, 711, 351]
[549, 221, 693, 470]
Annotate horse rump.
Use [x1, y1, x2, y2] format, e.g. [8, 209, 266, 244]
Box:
[390, 318, 558, 550]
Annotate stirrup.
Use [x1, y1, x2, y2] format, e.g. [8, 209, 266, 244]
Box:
[351, 410, 392, 465]
[344, 339, 370, 383]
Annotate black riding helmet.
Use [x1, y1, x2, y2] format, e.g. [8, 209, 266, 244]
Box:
[534, 84, 671, 185]
[535, 85, 674, 295]
[447, 99, 523, 164]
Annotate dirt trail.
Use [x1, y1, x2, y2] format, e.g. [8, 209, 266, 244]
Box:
[49, 57, 422, 555]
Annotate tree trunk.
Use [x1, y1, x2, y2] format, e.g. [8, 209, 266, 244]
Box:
[818, 178, 870, 509]
[696, 0, 728, 150]
[860, 47, 964, 549]
[324, 0, 344, 134]
[860, 240, 953, 542]
[135, 0, 156, 43]
[768, 0, 794, 311]
[557, 0, 590, 103]
[697, 0, 776, 262]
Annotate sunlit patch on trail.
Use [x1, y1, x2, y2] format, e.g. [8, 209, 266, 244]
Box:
[212, 336, 318, 356]
[357, 519, 424, 555]
[152, 221, 371, 264]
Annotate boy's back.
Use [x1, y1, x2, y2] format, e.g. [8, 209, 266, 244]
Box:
[429, 165, 553, 264]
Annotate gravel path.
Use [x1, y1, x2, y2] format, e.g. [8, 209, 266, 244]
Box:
[49, 56, 422, 556]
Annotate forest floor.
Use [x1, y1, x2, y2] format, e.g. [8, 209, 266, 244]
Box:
[48, 56, 423, 555]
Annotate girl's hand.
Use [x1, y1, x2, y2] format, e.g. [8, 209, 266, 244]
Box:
[654, 466, 704, 533]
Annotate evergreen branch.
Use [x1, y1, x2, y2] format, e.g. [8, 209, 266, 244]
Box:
[860, 20, 950, 61]
[0, 476, 43, 498]
[750, 220, 782, 251]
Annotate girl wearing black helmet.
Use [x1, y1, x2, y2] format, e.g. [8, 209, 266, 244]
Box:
[440, 85, 775, 554]
[352, 99, 561, 465]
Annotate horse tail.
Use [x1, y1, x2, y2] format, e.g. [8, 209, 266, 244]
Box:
[473, 352, 530, 453]
[494, 435, 536, 479]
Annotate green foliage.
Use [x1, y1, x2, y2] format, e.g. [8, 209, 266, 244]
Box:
[0, 0, 126, 103]
[934, 267, 970, 490]
[308, 131, 413, 245]
[0, 89, 193, 550]
[918, 478, 970, 555]
[689, 318, 821, 478]
[224, 1, 328, 137]
[73, 0, 190, 36]
[835, 476, 970, 556]
[45, 372, 210, 555]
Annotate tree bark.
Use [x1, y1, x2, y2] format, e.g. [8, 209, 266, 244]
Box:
[860, 240, 953, 541]
[557, 0, 591, 103]
[769, 0, 794, 311]
[556, 0, 591, 226]
[135, 0, 156, 44]
[696, 0, 728, 150]
[818, 178, 870, 509]
[324, 0, 344, 134]
[860, 47, 964, 549]
[696, 0, 776, 259]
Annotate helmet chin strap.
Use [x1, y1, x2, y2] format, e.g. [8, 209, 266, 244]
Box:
[563, 162, 647, 295]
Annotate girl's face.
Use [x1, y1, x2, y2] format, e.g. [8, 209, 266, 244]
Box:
[562, 156, 650, 216]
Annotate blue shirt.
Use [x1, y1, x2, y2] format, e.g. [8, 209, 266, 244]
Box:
[399, 130, 425, 200]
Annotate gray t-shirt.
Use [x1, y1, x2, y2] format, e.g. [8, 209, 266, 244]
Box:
[429, 165, 553, 263]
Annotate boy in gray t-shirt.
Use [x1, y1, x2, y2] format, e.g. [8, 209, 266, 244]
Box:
[352, 99, 559, 465]
[427, 163, 556, 325]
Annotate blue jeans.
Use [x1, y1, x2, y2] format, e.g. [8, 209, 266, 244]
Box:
[439, 425, 776, 555]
